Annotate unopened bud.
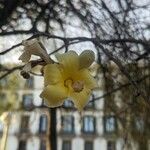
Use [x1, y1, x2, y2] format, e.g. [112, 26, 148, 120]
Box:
[20, 71, 30, 79]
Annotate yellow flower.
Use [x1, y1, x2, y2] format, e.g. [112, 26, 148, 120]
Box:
[40, 50, 97, 111]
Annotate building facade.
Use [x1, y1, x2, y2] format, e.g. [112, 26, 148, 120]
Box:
[0, 64, 150, 150]
[0, 73, 51, 150]
[1, 109, 50, 150]
[57, 93, 129, 150]
[56, 66, 150, 150]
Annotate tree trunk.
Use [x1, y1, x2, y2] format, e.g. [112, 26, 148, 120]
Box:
[50, 108, 57, 150]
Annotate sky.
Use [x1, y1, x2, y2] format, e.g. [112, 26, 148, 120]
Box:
[0, 0, 149, 64]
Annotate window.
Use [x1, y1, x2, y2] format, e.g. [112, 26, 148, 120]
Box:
[63, 100, 74, 108]
[39, 114, 48, 133]
[86, 101, 95, 109]
[135, 117, 144, 132]
[22, 94, 33, 110]
[0, 93, 6, 102]
[61, 115, 74, 134]
[104, 116, 117, 134]
[107, 141, 116, 150]
[20, 116, 29, 133]
[82, 116, 96, 134]
[138, 141, 148, 150]
[0, 120, 3, 137]
[0, 78, 7, 87]
[40, 140, 46, 150]
[85, 95, 95, 109]
[62, 140, 71, 150]
[25, 76, 34, 88]
[18, 140, 26, 150]
[84, 141, 93, 150]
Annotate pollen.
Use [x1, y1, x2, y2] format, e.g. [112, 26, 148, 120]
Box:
[72, 80, 84, 92]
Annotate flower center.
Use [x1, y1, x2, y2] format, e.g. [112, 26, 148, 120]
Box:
[72, 80, 84, 92]
[64, 79, 84, 92]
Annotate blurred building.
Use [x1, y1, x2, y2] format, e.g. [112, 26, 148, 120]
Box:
[0, 62, 150, 150]
[57, 99, 145, 150]
[56, 61, 150, 150]
[0, 74, 51, 150]
[57, 93, 129, 150]
[1, 109, 50, 150]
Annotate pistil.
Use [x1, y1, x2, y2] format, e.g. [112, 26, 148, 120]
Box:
[72, 80, 84, 92]
[64, 79, 84, 92]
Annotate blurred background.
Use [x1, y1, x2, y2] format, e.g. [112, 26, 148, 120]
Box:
[0, 0, 150, 150]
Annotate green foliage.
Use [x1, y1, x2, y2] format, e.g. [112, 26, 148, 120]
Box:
[0, 71, 21, 115]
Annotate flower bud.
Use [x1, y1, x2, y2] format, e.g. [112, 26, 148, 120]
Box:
[20, 70, 30, 79]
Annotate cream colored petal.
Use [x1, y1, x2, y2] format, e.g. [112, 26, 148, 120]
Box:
[22, 62, 32, 72]
[71, 88, 91, 111]
[22, 39, 53, 63]
[19, 51, 31, 63]
[44, 64, 63, 86]
[55, 51, 79, 77]
[74, 69, 98, 89]
[40, 84, 68, 107]
[22, 39, 43, 56]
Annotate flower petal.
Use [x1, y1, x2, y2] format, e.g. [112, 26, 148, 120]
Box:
[40, 84, 68, 107]
[71, 88, 91, 111]
[19, 51, 31, 63]
[55, 51, 79, 77]
[21, 39, 53, 63]
[22, 62, 32, 72]
[74, 69, 98, 89]
[44, 64, 63, 86]
[79, 50, 95, 69]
